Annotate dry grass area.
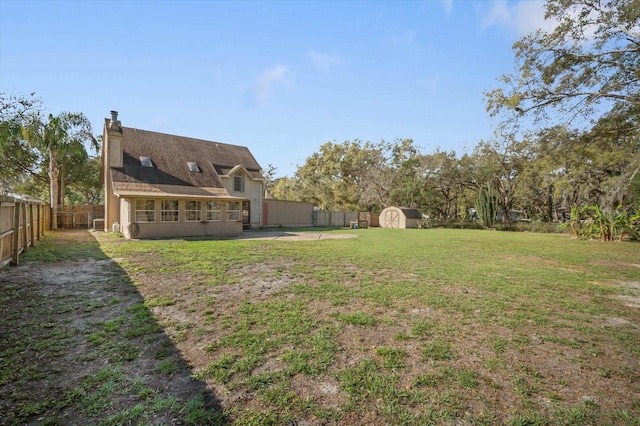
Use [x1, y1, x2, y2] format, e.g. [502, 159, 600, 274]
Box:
[1, 228, 639, 425]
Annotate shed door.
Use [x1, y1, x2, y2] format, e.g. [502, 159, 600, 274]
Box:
[384, 209, 400, 228]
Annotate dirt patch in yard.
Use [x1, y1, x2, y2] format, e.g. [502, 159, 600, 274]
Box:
[612, 281, 640, 311]
[0, 230, 224, 425]
[229, 231, 358, 241]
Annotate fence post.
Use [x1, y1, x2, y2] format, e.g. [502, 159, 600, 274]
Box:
[29, 204, 35, 247]
[36, 204, 41, 240]
[11, 202, 21, 266]
[22, 202, 28, 253]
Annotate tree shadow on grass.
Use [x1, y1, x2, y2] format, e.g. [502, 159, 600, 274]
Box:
[0, 229, 228, 425]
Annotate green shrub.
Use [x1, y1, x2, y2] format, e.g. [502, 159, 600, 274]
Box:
[418, 219, 482, 229]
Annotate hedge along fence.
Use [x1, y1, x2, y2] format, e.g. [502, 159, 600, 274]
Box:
[0, 195, 49, 268]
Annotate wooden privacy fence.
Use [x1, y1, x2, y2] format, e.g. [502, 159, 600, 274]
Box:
[0, 195, 48, 268]
[260, 201, 381, 229]
[56, 205, 104, 229]
[313, 211, 380, 228]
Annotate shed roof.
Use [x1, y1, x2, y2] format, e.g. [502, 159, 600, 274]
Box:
[398, 207, 422, 219]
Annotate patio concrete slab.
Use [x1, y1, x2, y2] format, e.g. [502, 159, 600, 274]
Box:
[230, 231, 358, 241]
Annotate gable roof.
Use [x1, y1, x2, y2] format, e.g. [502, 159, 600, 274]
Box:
[398, 207, 422, 219]
[108, 125, 263, 197]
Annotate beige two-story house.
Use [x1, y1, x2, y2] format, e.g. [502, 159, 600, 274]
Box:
[100, 111, 264, 239]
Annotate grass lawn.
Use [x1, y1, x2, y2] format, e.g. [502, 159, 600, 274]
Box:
[3, 227, 640, 425]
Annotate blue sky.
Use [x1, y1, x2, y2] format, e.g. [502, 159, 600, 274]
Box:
[0, 0, 551, 177]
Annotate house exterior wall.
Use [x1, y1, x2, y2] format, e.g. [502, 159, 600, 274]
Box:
[119, 198, 130, 236]
[101, 113, 264, 236]
[118, 198, 242, 239]
[263, 199, 313, 227]
[105, 188, 119, 232]
[102, 124, 123, 233]
[221, 172, 263, 228]
[125, 219, 241, 239]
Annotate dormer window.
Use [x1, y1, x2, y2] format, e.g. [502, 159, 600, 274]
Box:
[140, 156, 152, 167]
[187, 161, 200, 172]
[234, 175, 245, 192]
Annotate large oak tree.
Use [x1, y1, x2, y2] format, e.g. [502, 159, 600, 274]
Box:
[486, 0, 639, 124]
[0, 93, 41, 193]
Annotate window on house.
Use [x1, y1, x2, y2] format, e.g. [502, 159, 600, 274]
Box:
[187, 162, 200, 172]
[185, 200, 202, 221]
[135, 199, 156, 222]
[140, 156, 152, 167]
[226, 201, 240, 221]
[161, 200, 179, 222]
[206, 201, 222, 221]
[234, 175, 245, 192]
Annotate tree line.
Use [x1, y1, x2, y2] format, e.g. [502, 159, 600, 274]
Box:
[1, 0, 638, 238]
[269, 127, 638, 219]
[269, 0, 639, 239]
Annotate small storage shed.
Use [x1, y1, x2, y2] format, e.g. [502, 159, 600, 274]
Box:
[379, 206, 422, 229]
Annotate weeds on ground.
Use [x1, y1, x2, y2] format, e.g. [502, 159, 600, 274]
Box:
[1, 231, 227, 425]
[55, 228, 640, 423]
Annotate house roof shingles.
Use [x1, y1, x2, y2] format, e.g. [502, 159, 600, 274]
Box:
[109, 126, 263, 198]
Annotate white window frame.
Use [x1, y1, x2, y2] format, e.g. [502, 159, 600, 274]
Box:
[161, 200, 180, 222]
[206, 201, 222, 221]
[187, 161, 200, 172]
[140, 156, 152, 167]
[185, 200, 202, 222]
[135, 199, 156, 223]
[226, 201, 240, 221]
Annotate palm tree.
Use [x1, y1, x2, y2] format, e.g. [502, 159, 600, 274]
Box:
[22, 112, 96, 229]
